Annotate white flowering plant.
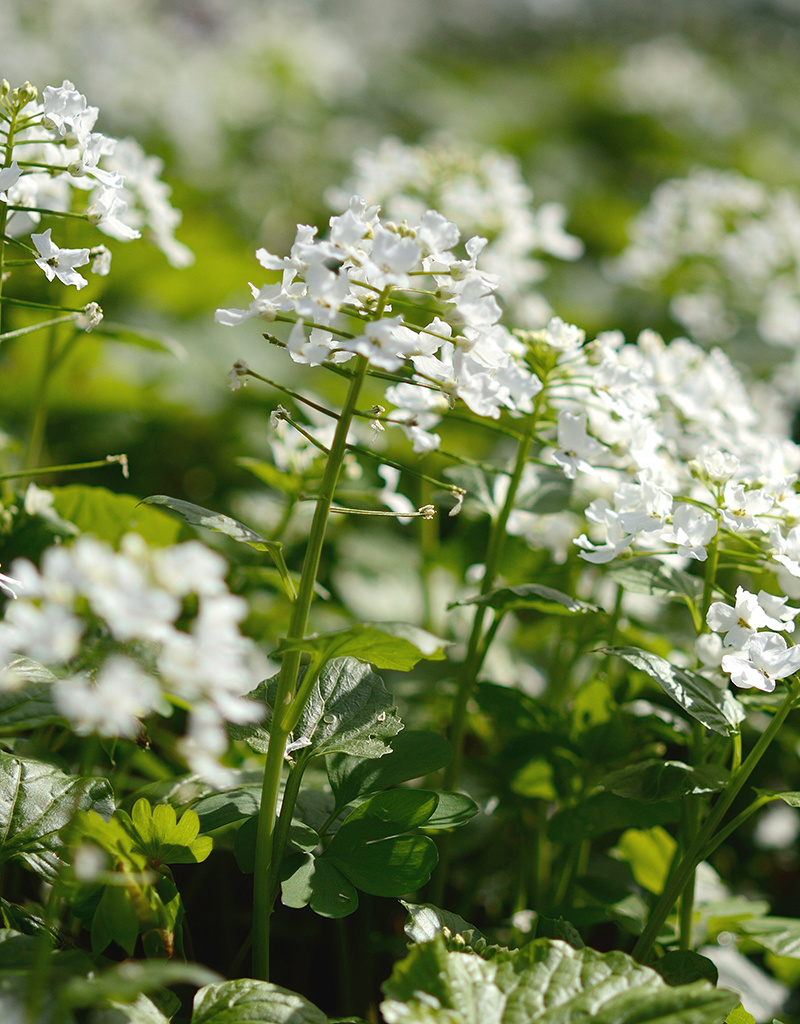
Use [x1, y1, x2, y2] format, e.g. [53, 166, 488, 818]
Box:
[2, 69, 800, 1024]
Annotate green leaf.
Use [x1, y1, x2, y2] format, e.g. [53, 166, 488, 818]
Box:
[139, 494, 295, 598]
[451, 583, 598, 616]
[234, 815, 318, 874]
[324, 790, 439, 897]
[380, 936, 738, 1024]
[547, 792, 680, 843]
[62, 959, 219, 1012]
[0, 658, 65, 734]
[603, 647, 745, 735]
[654, 950, 718, 986]
[0, 752, 114, 878]
[191, 978, 328, 1024]
[738, 916, 800, 957]
[615, 827, 676, 895]
[327, 730, 453, 809]
[281, 853, 359, 918]
[602, 760, 730, 802]
[231, 657, 402, 760]
[402, 903, 489, 951]
[756, 789, 800, 807]
[607, 556, 703, 604]
[510, 758, 558, 800]
[190, 783, 263, 831]
[130, 800, 213, 865]
[51, 485, 181, 547]
[276, 622, 449, 671]
[236, 456, 305, 497]
[421, 792, 479, 830]
[725, 1006, 756, 1024]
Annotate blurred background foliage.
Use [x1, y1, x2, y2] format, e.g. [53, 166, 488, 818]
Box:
[5, 1, 800, 1013]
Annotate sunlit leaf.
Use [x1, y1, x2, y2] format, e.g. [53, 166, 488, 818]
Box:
[51, 485, 181, 547]
[603, 647, 745, 735]
[276, 622, 449, 671]
[191, 978, 328, 1024]
[739, 916, 800, 958]
[615, 826, 676, 895]
[130, 799, 212, 865]
[381, 935, 738, 1023]
[231, 657, 402, 760]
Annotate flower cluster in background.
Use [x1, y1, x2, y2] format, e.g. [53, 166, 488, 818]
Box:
[0, 533, 266, 782]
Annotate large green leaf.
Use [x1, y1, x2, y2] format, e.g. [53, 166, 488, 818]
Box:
[451, 583, 598, 617]
[231, 657, 402, 760]
[0, 658, 65, 735]
[602, 760, 730, 802]
[189, 781, 263, 832]
[603, 647, 745, 735]
[327, 730, 453, 809]
[381, 936, 738, 1024]
[0, 753, 114, 878]
[276, 622, 449, 671]
[402, 902, 491, 953]
[51, 485, 181, 547]
[191, 979, 328, 1024]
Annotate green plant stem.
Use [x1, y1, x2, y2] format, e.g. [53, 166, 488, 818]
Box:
[443, 424, 535, 794]
[251, 353, 369, 982]
[632, 675, 800, 962]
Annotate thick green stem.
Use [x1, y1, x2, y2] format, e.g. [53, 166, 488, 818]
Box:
[251, 354, 369, 981]
[632, 675, 800, 962]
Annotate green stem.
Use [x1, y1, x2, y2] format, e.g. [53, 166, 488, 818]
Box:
[632, 675, 800, 962]
[443, 422, 536, 793]
[251, 354, 369, 982]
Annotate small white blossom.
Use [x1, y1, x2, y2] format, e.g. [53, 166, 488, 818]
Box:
[721, 632, 800, 692]
[31, 229, 90, 289]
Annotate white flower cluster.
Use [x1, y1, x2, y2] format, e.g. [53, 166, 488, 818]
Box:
[706, 587, 800, 692]
[1, 79, 192, 284]
[329, 136, 583, 327]
[0, 534, 266, 783]
[613, 169, 800, 348]
[217, 196, 545, 452]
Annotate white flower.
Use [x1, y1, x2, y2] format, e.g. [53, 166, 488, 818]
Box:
[0, 566, 20, 600]
[665, 503, 718, 560]
[0, 162, 21, 203]
[707, 587, 770, 648]
[721, 632, 800, 692]
[52, 656, 164, 738]
[31, 229, 90, 289]
[552, 411, 610, 479]
[720, 482, 773, 533]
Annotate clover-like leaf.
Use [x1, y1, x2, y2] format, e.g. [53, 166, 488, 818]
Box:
[381, 935, 738, 1024]
[603, 646, 745, 735]
[130, 799, 212, 865]
[231, 657, 402, 760]
[0, 752, 114, 879]
[276, 622, 449, 671]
